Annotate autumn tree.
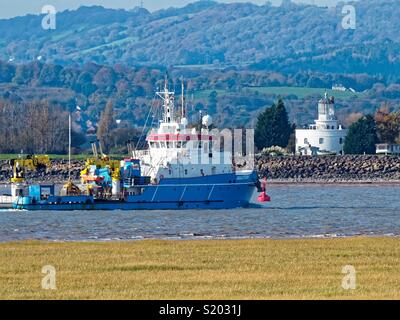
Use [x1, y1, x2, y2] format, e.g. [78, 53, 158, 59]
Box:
[374, 105, 400, 144]
[97, 100, 115, 153]
[344, 112, 363, 127]
[93, 67, 116, 90]
[0, 100, 70, 154]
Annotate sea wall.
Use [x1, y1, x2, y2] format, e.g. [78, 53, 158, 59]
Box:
[0, 155, 399, 184]
[256, 155, 400, 183]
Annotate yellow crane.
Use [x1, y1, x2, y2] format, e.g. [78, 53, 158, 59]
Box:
[10, 155, 51, 183]
[81, 141, 120, 182]
[9, 155, 51, 202]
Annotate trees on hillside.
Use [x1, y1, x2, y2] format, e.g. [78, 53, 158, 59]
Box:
[0, 57, 399, 131]
[255, 99, 292, 150]
[344, 115, 378, 155]
[2, 2, 400, 77]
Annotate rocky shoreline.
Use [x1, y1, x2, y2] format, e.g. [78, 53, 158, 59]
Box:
[256, 155, 400, 183]
[0, 160, 83, 184]
[0, 155, 399, 184]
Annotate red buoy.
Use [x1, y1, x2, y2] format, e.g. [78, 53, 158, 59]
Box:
[258, 178, 271, 202]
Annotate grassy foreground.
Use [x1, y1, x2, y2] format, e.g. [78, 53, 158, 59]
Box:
[1, 238, 400, 300]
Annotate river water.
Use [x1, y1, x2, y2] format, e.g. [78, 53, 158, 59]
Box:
[0, 184, 399, 242]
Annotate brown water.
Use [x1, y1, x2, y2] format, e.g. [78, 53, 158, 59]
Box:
[0, 184, 399, 242]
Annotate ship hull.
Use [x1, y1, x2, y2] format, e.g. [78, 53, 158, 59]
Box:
[13, 172, 260, 211]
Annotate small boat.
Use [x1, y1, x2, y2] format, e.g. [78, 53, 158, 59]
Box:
[11, 79, 270, 210]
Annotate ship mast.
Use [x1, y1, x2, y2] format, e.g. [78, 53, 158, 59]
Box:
[156, 76, 175, 123]
[181, 79, 185, 119]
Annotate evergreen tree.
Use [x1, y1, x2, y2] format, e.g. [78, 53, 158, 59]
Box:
[286, 123, 297, 154]
[208, 90, 218, 114]
[274, 99, 292, 147]
[254, 99, 292, 150]
[344, 115, 378, 154]
[97, 100, 115, 153]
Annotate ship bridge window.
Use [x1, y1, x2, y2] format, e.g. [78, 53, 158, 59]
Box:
[160, 142, 166, 148]
[177, 141, 182, 148]
[166, 141, 171, 148]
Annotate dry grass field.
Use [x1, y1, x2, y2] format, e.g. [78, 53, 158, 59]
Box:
[1, 238, 400, 300]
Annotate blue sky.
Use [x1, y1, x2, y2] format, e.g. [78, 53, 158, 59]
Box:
[0, 0, 344, 19]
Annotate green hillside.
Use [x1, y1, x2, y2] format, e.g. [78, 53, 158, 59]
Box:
[245, 87, 363, 99]
[0, 1, 399, 77]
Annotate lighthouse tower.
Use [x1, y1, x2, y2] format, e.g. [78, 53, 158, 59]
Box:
[295, 93, 347, 155]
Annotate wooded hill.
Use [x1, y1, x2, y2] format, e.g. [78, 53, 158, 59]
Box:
[0, 0, 399, 78]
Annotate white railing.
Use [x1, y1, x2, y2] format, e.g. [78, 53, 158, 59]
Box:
[133, 150, 150, 158]
[0, 195, 13, 204]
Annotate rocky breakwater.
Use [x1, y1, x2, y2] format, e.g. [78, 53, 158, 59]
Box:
[256, 155, 400, 183]
[1, 155, 400, 184]
[0, 160, 84, 183]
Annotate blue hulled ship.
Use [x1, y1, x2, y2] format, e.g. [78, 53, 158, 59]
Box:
[11, 80, 268, 210]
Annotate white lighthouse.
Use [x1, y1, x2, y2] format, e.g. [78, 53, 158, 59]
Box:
[296, 93, 347, 156]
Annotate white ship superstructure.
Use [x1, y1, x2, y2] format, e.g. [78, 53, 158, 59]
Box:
[137, 80, 233, 182]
